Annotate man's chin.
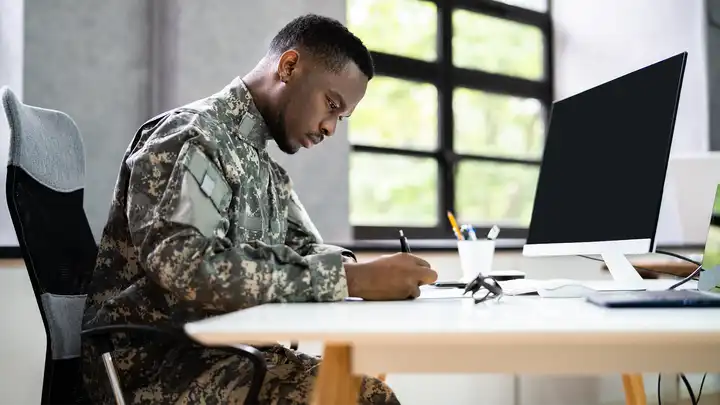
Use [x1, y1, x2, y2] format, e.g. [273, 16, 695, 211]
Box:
[277, 140, 300, 155]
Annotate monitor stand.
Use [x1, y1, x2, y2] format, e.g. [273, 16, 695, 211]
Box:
[596, 252, 646, 291]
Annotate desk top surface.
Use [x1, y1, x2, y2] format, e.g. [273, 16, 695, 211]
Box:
[185, 280, 720, 347]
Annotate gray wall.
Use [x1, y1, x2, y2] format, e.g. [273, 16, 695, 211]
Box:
[0, 0, 24, 247]
[2, 0, 351, 245]
[709, 0, 720, 151]
[23, 0, 152, 244]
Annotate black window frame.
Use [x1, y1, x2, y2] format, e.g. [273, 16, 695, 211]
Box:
[351, 0, 554, 241]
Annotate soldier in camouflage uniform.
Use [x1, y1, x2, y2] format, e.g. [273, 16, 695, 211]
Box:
[81, 14, 438, 405]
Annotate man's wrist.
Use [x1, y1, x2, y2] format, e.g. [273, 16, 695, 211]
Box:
[343, 262, 366, 298]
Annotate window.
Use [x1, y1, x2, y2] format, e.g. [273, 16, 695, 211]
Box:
[347, 0, 553, 240]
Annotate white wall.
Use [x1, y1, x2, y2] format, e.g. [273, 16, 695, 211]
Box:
[552, 0, 709, 155]
[0, 262, 46, 405]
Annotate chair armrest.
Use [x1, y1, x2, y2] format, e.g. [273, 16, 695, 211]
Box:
[82, 324, 186, 341]
[81, 324, 266, 368]
[82, 324, 267, 405]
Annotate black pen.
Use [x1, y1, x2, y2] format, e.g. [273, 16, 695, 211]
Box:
[399, 229, 411, 253]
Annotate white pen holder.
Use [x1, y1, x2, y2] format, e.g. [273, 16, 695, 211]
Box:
[457, 239, 496, 282]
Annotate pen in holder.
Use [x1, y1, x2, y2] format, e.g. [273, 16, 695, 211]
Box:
[457, 225, 500, 283]
[460, 224, 477, 240]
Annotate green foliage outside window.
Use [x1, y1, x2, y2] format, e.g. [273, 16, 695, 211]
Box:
[347, 0, 548, 231]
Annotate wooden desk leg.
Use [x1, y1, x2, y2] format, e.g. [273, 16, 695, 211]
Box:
[312, 343, 362, 405]
[622, 374, 647, 405]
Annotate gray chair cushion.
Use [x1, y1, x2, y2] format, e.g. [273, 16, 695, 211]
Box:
[1, 86, 85, 192]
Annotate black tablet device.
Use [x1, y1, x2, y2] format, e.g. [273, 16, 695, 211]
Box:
[586, 289, 720, 308]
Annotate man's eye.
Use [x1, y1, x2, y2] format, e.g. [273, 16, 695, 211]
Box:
[328, 98, 338, 110]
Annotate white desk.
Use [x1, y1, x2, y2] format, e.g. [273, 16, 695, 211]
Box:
[184, 280, 720, 405]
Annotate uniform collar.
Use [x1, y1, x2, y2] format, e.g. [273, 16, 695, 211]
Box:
[221, 76, 272, 150]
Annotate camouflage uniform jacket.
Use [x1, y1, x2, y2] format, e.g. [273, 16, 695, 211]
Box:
[82, 77, 354, 390]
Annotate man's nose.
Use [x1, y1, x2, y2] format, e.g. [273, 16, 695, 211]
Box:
[320, 120, 337, 137]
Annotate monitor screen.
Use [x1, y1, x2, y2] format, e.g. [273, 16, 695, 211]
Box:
[526, 53, 687, 248]
[700, 184, 720, 292]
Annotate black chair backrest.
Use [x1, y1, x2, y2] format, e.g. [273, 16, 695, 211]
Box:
[2, 86, 98, 404]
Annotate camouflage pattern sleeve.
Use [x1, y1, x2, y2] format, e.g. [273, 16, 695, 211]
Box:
[125, 114, 349, 312]
[284, 189, 357, 263]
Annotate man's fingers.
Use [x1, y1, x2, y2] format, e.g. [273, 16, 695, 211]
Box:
[403, 253, 431, 268]
[411, 267, 438, 285]
[408, 284, 421, 299]
[421, 268, 439, 284]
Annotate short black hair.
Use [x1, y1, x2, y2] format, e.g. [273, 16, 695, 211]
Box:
[269, 14, 374, 80]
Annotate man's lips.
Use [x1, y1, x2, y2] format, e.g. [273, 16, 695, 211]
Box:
[301, 133, 324, 148]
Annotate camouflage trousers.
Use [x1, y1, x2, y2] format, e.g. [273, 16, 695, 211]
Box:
[83, 341, 400, 405]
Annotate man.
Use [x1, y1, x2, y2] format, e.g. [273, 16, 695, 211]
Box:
[81, 13, 438, 405]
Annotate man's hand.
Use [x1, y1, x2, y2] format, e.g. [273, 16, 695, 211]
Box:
[344, 253, 438, 300]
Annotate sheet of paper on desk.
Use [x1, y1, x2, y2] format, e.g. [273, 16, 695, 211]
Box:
[418, 285, 468, 299]
[418, 282, 538, 299]
[498, 279, 542, 295]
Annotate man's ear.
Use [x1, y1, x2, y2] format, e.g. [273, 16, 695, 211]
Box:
[277, 49, 300, 83]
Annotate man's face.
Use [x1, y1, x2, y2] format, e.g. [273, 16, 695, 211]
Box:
[269, 50, 369, 154]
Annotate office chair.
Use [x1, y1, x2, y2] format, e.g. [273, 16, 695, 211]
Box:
[1, 86, 267, 405]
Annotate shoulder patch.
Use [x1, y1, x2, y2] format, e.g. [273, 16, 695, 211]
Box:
[182, 147, 232, 212]
[169, 145, 233, 238]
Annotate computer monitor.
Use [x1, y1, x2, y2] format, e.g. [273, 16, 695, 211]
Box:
[523, 52, 688, 289]
[699, 184, 720, 292]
